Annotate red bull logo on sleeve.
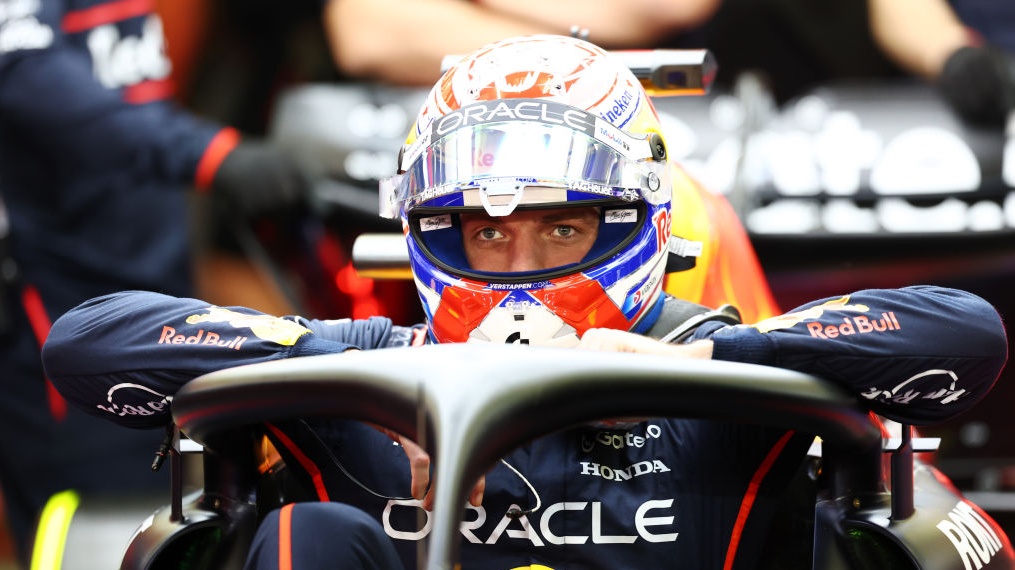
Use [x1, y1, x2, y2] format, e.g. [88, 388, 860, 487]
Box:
[752, 295, 901, 339]
[158, 326, 248, 350]
[186, 306, 309, 346]
[155, 306, 310, 349]
[806, 312, 901, 339]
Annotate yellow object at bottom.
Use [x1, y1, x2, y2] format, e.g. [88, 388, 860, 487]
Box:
[30, 490, 80, 570]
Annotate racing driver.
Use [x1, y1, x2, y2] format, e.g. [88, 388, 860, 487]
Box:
[42, 35, 1009, 570]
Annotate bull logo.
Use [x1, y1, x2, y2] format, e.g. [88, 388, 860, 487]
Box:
[186, 307, 308, 347]
[752, 295, 870, 334]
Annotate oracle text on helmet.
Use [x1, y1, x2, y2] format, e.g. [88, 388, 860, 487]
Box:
[432, 100, 596, 140]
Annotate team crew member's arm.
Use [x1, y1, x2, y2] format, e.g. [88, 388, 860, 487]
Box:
[40, 291, 389, 429]
[868, 0, 971, 79]
[323, 0, 720, 86]
[0, 0, 304, 210]
[0, 2, 230, 188]
[701, 285, 1007, 424]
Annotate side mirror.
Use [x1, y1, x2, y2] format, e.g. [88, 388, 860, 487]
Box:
[351, 232, 411, 279]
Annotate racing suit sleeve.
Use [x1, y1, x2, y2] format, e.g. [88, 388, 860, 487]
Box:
[41, 291, 396, 428]
[0, 1, 224, 185]
[692, 285, 1008, 424]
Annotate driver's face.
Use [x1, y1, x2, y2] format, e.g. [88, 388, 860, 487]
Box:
[461, 206, 600, 273]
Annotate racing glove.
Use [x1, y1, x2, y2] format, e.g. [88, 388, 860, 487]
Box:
[210, 139, 309, 219]
[938, 44, 1015, 127]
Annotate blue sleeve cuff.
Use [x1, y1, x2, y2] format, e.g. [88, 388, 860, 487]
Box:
[289, 333, 359, 357]
[710, 326, 777, 366]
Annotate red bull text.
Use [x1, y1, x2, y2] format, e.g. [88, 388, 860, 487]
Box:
[158, 326, 248, 350]
[807, 312, 901, 339]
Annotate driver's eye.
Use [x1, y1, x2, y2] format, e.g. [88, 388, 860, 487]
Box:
[480, 228, 500, 240]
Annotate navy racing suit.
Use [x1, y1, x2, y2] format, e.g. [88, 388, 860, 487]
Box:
[42, 286, 1009, 569]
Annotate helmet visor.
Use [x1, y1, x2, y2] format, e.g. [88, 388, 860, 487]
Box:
[409, 202, 646, 283]
[380, 118, 669, 219]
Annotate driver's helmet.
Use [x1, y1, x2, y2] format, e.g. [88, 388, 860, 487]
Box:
[380, 34, 679, 346]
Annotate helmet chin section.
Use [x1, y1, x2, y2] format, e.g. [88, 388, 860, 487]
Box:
[466, 295, 580, 347]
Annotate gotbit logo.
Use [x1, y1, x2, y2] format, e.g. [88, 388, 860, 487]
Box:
[96, 383, 170, 419]
[860, 369, 966, 406]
